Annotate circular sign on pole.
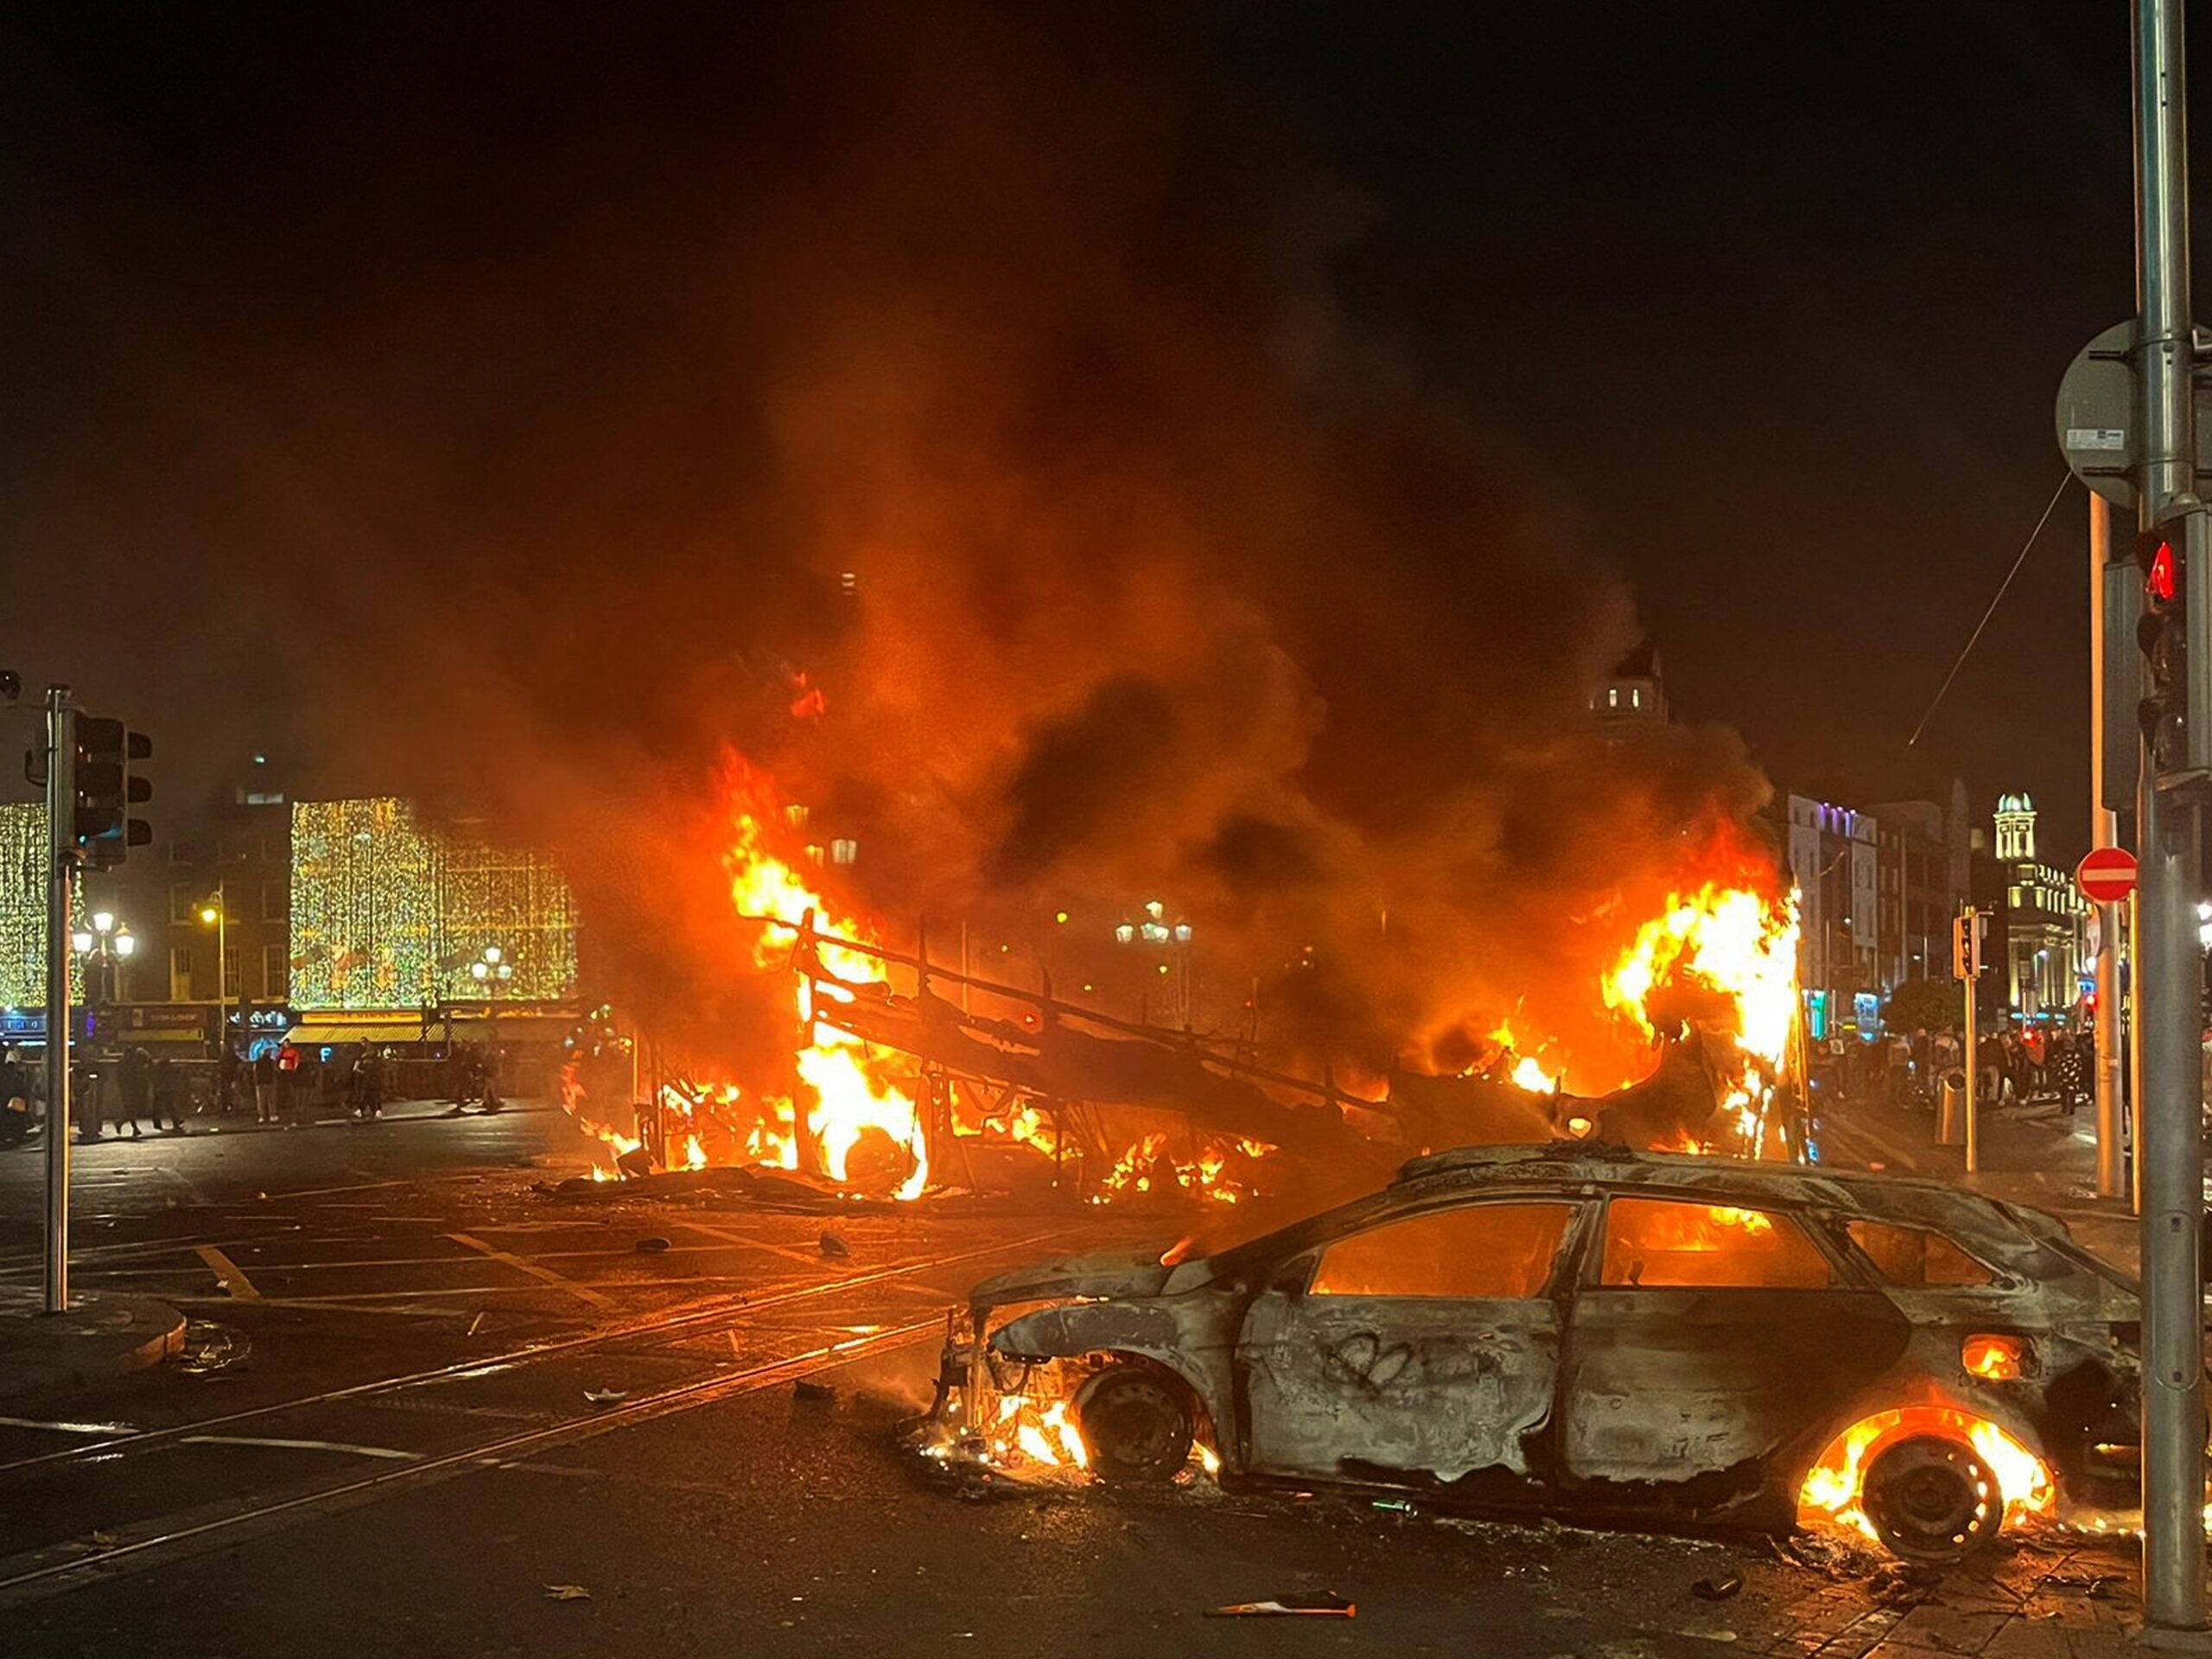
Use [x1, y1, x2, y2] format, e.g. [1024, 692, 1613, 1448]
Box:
[2076, 845, 2139, 905]
[2056, 318, 2212, 509]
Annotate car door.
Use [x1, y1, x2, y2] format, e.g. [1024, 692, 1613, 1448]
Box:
[1558, 1192, 1912, 1520]
[1235, 1196, 1589, 1488]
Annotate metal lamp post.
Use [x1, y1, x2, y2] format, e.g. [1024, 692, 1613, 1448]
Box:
[470, 944, 513, 1085]
[198, 887, 226, 1055]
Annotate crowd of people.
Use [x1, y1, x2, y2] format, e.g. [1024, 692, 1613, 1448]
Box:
[1810, 1024, 2095, 1115]
[0, 1039, 513, 1142]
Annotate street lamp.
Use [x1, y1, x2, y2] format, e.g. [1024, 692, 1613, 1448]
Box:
[469, 944, 514, 1068]
[72, 911, 135, 1010]
[199, 885, 227, 1048]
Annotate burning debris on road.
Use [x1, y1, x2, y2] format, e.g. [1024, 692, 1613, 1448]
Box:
[555, 749, 1806, 1211]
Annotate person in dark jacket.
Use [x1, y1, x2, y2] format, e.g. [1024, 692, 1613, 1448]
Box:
[251, 1048, 277, 1124]
[150, 1056, 185, 1134]
[119, 1046, 154, 1137]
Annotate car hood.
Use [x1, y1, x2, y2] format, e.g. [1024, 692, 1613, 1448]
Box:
[968, 1249, 1211, 1311]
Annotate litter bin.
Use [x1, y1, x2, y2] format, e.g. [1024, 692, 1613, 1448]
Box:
[1936, 1070, 1967, 1146]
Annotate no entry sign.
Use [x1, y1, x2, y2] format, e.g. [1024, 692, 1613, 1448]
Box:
[2076, 846, 2139, 905]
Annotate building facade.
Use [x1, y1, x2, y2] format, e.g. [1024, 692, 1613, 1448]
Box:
[1592, 641, 1669, 733]
[1784, 785, 1973, 1039]
[289, 798, 578, 1011]
[1988, 793, 2089, 1020]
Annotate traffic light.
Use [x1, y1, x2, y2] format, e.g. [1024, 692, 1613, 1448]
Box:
[1949, 911, 1986, 982]
[73, 715, 151, 868]
[2135, 498, 2212, 787]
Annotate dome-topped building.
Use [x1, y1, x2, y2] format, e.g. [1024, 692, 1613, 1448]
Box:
[1981, 793, 2087, 1021]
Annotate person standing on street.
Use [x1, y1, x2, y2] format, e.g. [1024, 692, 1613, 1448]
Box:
[150, 1055, 185, 1134]
[119, 1046, 154, 1137]
[276, 1038, 301, 1119]
[251, 1046, 277, 1125]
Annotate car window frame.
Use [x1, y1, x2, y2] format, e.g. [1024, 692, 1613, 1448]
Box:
[1823, 1212, 2017, 1293]
[1278, 1192, 1598, 1304]
[1583, 1191, 1854, 1293]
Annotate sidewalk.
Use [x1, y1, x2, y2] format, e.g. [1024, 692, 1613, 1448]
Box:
[60, 1096, 551, 1145]
[1820, 1092, 2142, 1273]
[0, 1287, 184, 1402]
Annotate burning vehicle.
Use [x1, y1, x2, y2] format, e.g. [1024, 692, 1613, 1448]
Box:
[921, 1145, 2148, 1562]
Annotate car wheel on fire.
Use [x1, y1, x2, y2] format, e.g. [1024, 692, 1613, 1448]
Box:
[1859, 1435, 2005, 1563]
[1074, 1364, 1195, 1484]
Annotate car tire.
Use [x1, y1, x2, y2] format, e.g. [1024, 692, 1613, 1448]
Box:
[1073, 1364, 1194, 1484]
[1859, 1434, 2005, 1563]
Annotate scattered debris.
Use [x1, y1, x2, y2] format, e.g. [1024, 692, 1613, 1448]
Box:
[1206, 1592, 1356, 1618]
[176, 1321, 252, 1377]
[818, 1230, 851, 1258]
[634, 1236, 671, 1254]
[466, 1312, 486, 1338]
[1783, 1529, 1886, 1580]
[2042, 1572, 2124, 1599]
[1692, 1573, 1744, 1601]
[583, 1388, 628, 1407]
[89, 1529, 119, 1547]
[794, 1378, 836, 1402]
[1371, 1498, 1416, 1515]
[543, 1584, 592, 1602]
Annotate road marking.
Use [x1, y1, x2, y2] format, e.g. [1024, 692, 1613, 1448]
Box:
[181, 1435, 419, 1461]
[164, 1295, 471, 1321]
[0, 1228, 1075, 1481]
[445, 1233, 615, 1310]
[680, 1220, 830, 1268]
[0, 1319, 941, 1606]
[0, 1416, 137, 1436]
[193, 1246, 262, 1302]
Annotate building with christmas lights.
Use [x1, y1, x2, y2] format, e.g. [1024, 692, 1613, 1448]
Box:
[288, 798, 578, 1014]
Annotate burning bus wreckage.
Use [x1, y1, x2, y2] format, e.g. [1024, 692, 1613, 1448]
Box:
[546, 755, 2154, 1564]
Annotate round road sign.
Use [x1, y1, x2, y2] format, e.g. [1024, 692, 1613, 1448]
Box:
[2076, 846, 2139, 905]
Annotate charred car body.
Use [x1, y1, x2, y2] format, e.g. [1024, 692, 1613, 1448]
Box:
[925, 1146, 2145, 1560]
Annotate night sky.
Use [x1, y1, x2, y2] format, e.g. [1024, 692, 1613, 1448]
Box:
[0, 3, 2164, 869]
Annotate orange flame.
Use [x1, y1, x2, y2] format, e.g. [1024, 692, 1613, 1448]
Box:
[1800, 1406, 2054, 1541]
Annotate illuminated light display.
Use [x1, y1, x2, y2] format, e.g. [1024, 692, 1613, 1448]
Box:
[289, 798, 578, 1011]
[0, 804, 86, 1009]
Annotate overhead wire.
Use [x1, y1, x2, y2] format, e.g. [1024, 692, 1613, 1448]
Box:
[1906, 473, 2075, 749]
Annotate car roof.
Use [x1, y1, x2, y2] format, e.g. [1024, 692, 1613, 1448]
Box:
[1371, 1142, 2064, 1272]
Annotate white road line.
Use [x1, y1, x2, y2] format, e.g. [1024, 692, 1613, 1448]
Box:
[445, 1233, 615, 1310]
[679, 1219, 831, 1268]
[0, 1416, 138, 1436]
[180, 1435, 419, 1461]
[193, 1245, 262, 1302]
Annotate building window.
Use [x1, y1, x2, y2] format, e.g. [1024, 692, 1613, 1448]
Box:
[262, 881, 285, 921]
[264, 944, 288, 1001]
[1606, 688, 1619, 709]
[170, 945, 193, 1001]
[170, 883, 197, 924]
[1630, 687, 1642, 709]
[225, 946, 242, 995]
[830, 838, 859, 867]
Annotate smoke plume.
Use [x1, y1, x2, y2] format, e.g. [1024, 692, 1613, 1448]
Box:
[8, 7, 1776, 1086]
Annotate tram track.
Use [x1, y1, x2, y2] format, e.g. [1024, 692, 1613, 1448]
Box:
[0, 1226, 1065, 1478]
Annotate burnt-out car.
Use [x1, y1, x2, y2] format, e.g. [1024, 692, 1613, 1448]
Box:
[926, 1145, 2146, 1561]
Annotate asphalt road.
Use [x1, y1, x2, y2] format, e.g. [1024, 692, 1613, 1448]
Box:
[0, 1102, 2148, 1657]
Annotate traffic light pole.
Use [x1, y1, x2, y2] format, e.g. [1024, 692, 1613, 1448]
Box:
[1961, 925, 1978, 1176]
[2132, 0, 2208, 1631]
[41, 689, 73, 1316]
[2089, 493, 2129, 1200]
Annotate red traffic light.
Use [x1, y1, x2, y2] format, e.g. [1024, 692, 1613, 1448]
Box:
[2146, 537, 2179, 602]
